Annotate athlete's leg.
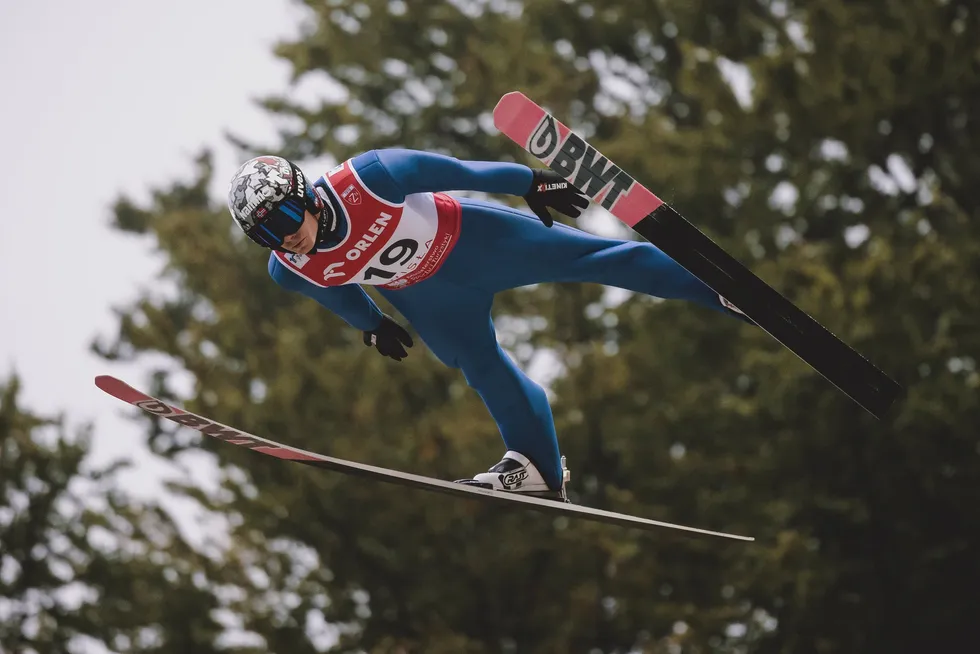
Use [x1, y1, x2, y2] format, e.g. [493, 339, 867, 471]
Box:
[443, 198, 742, 319]
[378, 278, 565, 489]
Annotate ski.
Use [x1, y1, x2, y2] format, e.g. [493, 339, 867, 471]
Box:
[493, 91, 903, 420]
[95, 375, 753, 541]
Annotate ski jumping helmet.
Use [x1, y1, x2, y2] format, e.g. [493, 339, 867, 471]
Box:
[226, 155, 330, 251]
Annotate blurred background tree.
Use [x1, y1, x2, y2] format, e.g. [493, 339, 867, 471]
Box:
[81, 0, 980, 652]
[0, 372, 274, 653]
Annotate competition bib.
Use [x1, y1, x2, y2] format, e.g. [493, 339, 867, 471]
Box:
[273, 160, 460, 289]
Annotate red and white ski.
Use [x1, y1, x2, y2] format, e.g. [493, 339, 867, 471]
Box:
[95, 375, 753, 541]
[493, 91, 903, 420]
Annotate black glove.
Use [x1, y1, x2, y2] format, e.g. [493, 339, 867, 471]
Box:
[522, 169, 590, 227]
[363, 314, 414, 361]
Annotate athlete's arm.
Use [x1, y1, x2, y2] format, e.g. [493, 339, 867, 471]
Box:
[268, 255, 384, 331]
[350, 148, 533, 202]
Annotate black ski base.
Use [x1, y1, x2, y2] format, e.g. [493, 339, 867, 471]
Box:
[635, 205, 903, 420]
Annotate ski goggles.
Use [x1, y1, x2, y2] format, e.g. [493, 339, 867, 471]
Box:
[243, 164, 323, 250]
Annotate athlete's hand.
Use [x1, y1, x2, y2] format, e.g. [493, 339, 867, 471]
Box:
[363, 315, 414, 362]
[522, 169, 589, 227]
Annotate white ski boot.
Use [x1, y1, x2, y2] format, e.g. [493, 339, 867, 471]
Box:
[456, 451, 570, 502]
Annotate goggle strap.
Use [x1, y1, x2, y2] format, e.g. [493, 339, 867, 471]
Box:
[278, 197, 306, 222]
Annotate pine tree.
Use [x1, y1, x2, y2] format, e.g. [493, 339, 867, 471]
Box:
[0, 373, 261, 653]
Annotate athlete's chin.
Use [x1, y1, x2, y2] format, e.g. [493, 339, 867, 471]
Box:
[285, 241, 315, 255]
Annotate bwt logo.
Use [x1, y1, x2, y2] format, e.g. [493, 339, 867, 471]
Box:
[133, 399, 268, 450]
[528, 114, 637, 212]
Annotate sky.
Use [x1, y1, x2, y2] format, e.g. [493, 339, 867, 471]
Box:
[0, 0, 313, 511]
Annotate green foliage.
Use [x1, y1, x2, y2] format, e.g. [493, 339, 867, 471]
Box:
[0, 374, 262, 653]
[95, 0, 980, 652]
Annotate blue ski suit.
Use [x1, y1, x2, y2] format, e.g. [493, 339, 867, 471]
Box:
[268, 148, 738, 489]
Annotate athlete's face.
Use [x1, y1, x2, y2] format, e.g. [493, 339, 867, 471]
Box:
[282, 210, 319, 254]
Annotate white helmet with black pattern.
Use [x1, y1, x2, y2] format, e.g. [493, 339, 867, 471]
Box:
[226, 155, 328, 251]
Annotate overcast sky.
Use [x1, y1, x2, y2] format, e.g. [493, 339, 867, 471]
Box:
[0, 0, 313, 506]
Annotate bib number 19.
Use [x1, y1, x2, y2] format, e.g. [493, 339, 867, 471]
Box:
[363, 238, 419, 281]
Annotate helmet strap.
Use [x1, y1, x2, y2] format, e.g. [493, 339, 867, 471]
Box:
[314, 202, 336, 246]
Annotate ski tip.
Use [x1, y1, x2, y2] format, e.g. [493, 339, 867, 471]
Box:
[494, 90, 527, 110]
[94, 374, 139, 403]
[94, 374, 115, 391]
[492, 91, 530, 128]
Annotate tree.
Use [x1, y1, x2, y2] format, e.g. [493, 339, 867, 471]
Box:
[96, 0, 980, 651]
[0, 373, 260, 653]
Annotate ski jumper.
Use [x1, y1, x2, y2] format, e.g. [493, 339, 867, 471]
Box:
[268, 148, 736, 489]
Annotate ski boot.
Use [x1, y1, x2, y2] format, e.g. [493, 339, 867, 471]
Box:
[456, 450, 570, 502]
